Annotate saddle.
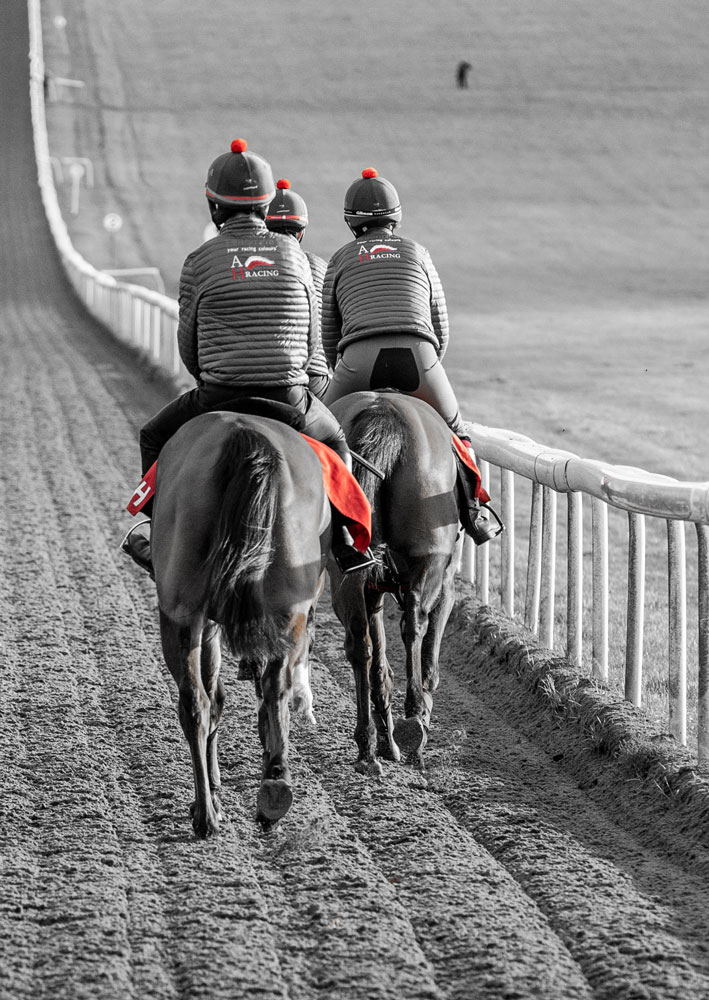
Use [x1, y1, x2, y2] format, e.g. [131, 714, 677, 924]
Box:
[126, 397, 305, 518]
[125, 403, 373, 555]
[216, 395, 307, 430]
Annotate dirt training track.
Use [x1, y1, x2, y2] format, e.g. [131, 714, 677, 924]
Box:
[4, 9, 709, 1000]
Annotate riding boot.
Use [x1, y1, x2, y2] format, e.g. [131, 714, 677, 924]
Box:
[120, 519, 154, 579]
[461, 496, 502, 546]
[330, 507, 376, 574]
[456, 438, 504, 546]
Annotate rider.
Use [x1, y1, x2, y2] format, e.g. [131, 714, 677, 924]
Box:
[321, 167, 469, 441]
[265, 178, 331, 400]
[321, 167, 499, 544]
[122, 139, 375, 575]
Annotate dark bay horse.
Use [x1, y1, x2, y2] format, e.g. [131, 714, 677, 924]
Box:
[151, 410, 330, 837]
[329, 392, 461, 773]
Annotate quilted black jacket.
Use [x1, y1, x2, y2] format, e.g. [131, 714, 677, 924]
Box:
[321, 227, 449, 368]
[177, 214, 319, 387]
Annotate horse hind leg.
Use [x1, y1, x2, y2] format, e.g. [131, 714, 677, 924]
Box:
[420, 557, 457, 727]
[395, 555, 457, 768]
[201, 619, 225, 821]
[366, 589, 400, 763]
[290, 607, 317, 727]
[393, 587, 430, 767]
[396, 563, 458, 772]
[256, 653, 294, 826]
[160, 610, 220, 838]
[342, 582, 383, 776]
[332, 574, 381, 774]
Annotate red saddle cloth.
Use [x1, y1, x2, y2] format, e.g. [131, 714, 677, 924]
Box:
[126, 463, 156, 516]
[301, 435, 372, 552]
[126, 437, 372, 553]
[452, 435, 490, 504]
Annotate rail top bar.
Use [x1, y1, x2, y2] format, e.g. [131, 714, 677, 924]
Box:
[466, 424, 709, 525]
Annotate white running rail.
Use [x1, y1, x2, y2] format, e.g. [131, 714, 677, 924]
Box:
[29, 0, 709, 763]
[28, 0, 188, 385]
[460, 426, 709, 764]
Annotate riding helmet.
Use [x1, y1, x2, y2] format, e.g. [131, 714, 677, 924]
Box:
[343, 167, 402, 229]
[265, 179, 309, 234]
[205, 138, 275, 209]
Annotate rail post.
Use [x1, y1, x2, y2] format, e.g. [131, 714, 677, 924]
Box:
[697, 523, 709, 766]
[567, 491, 583, 666]
[625, 512, 646, 706]
[591, 498, 609, 680]
[667, 519, 687, 744]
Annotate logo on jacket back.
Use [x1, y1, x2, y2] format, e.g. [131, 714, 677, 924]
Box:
[231, 253, 279, 279]
[357, 243, 400, 262]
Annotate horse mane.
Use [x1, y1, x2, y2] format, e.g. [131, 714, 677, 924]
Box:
[205, 425, 288, 660]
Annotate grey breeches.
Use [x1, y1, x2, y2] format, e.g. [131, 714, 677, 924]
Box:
[323, 334, 466, 438]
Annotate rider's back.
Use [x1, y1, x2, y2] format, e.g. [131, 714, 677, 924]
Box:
[321, 226, 448, 366]
[178, 214, 317, 388]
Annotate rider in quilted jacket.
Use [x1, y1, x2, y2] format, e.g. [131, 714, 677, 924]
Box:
[321, 168, 468, 441]
[122, 139, 374, 575]
[265, 178, 331, 400]
[322, 168, 501, 545]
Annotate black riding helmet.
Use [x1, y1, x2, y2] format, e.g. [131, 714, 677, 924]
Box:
[205, 138, 275, 223]
[265, 178, 308, 239]
[344, 167, 402, 234]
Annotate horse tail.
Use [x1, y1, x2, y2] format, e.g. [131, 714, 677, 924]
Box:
[347, 399, 410, 505]
[205, 425, 287, 660]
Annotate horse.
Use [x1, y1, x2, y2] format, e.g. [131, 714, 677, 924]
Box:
[150, 409, 330, 837]
[328, 391, 462, 774]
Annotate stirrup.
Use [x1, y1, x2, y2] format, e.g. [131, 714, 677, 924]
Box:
[120, 520, 154, 578]
[467, 501, 504, 546]
[333, 544, 377, 575]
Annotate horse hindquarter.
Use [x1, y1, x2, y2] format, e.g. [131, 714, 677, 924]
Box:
[153, 413, 327, 834]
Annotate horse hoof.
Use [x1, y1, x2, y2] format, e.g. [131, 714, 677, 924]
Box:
[191, 810, 220, 839]
[393, 716, 427, 755]
[257, 779, 293, 822]
[354, 757, 384, 777]
[374, 711, 401, 763]
[189, 798, 222, 821]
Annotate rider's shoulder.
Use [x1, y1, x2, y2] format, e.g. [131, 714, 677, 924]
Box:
[331, 229, 426, 260]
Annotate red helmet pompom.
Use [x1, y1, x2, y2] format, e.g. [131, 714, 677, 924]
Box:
[231, 138, 248, 153]
[362, 167, 378, 178]
[277, 178, 291, 189]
